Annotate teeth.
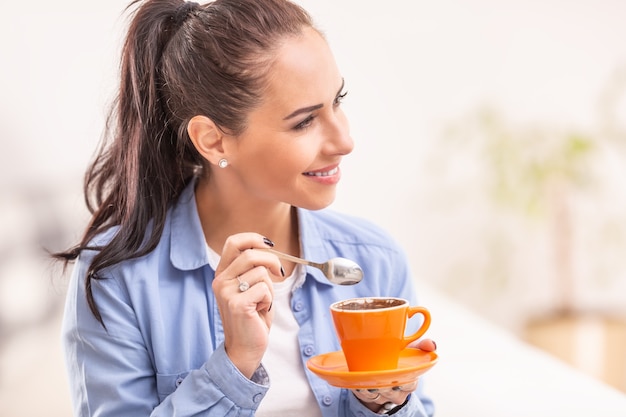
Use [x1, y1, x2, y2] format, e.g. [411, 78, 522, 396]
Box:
[305, 167, 338, 177]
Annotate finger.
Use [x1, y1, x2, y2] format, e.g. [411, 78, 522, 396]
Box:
[354, 380, 418, 405]
[216, 232, 278, 274]
[416, 338, 437, 352]
[225, 282, 274, 332]
[391, 381, 418, 392]
[233, 265, 276, 294]
[242, 276, 274, 314]
[217, 244, 283, 283]
[353, 389, 385, 405]
[391, 381, 418, 393]
[219, 280, 272, 317]
[408, 338, 437, 352]
[214, 264, 274, 321]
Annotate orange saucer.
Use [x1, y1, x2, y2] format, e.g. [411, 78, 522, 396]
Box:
[306, 348, 438, 389]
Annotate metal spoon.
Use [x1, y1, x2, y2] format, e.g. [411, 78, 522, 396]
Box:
[259, 248, 363, 285]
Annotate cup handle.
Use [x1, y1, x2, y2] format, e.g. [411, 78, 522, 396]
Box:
[403, 306, 431, 346]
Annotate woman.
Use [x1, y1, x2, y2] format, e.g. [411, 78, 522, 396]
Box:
[56, 0, 436, 415]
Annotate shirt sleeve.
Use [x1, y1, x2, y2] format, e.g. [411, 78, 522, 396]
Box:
[62, 258, 269, 417]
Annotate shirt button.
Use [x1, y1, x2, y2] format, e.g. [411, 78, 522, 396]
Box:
[303, 345, 315, 356]
[293, 302, 304, 312]
[253, 393, 263, 403]
[322, 395, 333, 406]
[175, 377, 184, 387]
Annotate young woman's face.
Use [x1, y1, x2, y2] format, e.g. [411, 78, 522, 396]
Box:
[223, 27, 353, 210]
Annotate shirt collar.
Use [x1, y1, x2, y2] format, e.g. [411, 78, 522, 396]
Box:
[297, 208, 334, 288]
[170, 179, 210, 271]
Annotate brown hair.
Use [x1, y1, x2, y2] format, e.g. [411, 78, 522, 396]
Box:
[54, 0, 313, 324]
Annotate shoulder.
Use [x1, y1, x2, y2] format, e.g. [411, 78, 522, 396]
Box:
[302, 208, 399, 250]
[76, 181, 208, 283]
[75, 218, 173, 285]
[300, 208, 416, 298]
[299, 208, 407, 269]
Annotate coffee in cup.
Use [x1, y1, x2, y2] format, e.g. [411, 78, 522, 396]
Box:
[330, 297, 431, 372]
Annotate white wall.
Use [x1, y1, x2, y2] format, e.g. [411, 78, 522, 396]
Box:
[3, 0, 625, 196]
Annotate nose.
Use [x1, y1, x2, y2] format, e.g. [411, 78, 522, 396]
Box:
[323, 110, 353, 156]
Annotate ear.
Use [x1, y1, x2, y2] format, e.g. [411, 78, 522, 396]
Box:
[187, 115, 225, 164]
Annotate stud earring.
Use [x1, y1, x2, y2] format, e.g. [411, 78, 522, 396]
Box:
[218, 158, 228, 168]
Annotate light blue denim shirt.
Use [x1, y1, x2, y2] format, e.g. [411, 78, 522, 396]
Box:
[62, 180, 435, 417]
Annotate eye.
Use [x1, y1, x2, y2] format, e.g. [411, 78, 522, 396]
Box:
[294, 115, 315, 130]
[333, 90, 348, 106]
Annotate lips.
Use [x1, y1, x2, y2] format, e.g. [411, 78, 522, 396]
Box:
[303, 166, 339, 177]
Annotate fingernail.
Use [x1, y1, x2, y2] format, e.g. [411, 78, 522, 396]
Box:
[280, 265, 285, 277]
[263, 237, 275, 247]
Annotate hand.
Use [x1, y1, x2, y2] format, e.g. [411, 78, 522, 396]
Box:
[351, 339, 437, 413]
[212, 233, 283, 378]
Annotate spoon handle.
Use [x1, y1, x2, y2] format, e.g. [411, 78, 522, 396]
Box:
[258, 248, 324, 269]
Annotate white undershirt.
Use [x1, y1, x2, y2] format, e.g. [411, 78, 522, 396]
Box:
[206, 246, 322, 417]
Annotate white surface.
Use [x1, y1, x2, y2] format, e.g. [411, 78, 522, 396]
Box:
[421, 282, 626, 416]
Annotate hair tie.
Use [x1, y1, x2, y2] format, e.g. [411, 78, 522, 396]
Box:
[174, 1, 200, 26]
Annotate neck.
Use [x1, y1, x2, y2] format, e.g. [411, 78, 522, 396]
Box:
[194, 176, 300, 258]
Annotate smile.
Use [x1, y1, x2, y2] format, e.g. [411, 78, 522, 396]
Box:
[304, 167, 339, 177]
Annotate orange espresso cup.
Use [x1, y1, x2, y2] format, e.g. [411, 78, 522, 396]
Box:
[330, 297, 431, 372]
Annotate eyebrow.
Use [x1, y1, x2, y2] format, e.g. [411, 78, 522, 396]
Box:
[283, 104, 323, 120]
[282, 79, 345, 121]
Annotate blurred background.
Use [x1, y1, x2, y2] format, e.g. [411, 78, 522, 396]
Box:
[1, 0, 625, 415]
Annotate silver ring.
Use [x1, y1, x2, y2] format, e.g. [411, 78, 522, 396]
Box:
[371, 393, 381, 401]
[237, 277, 250, 292]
